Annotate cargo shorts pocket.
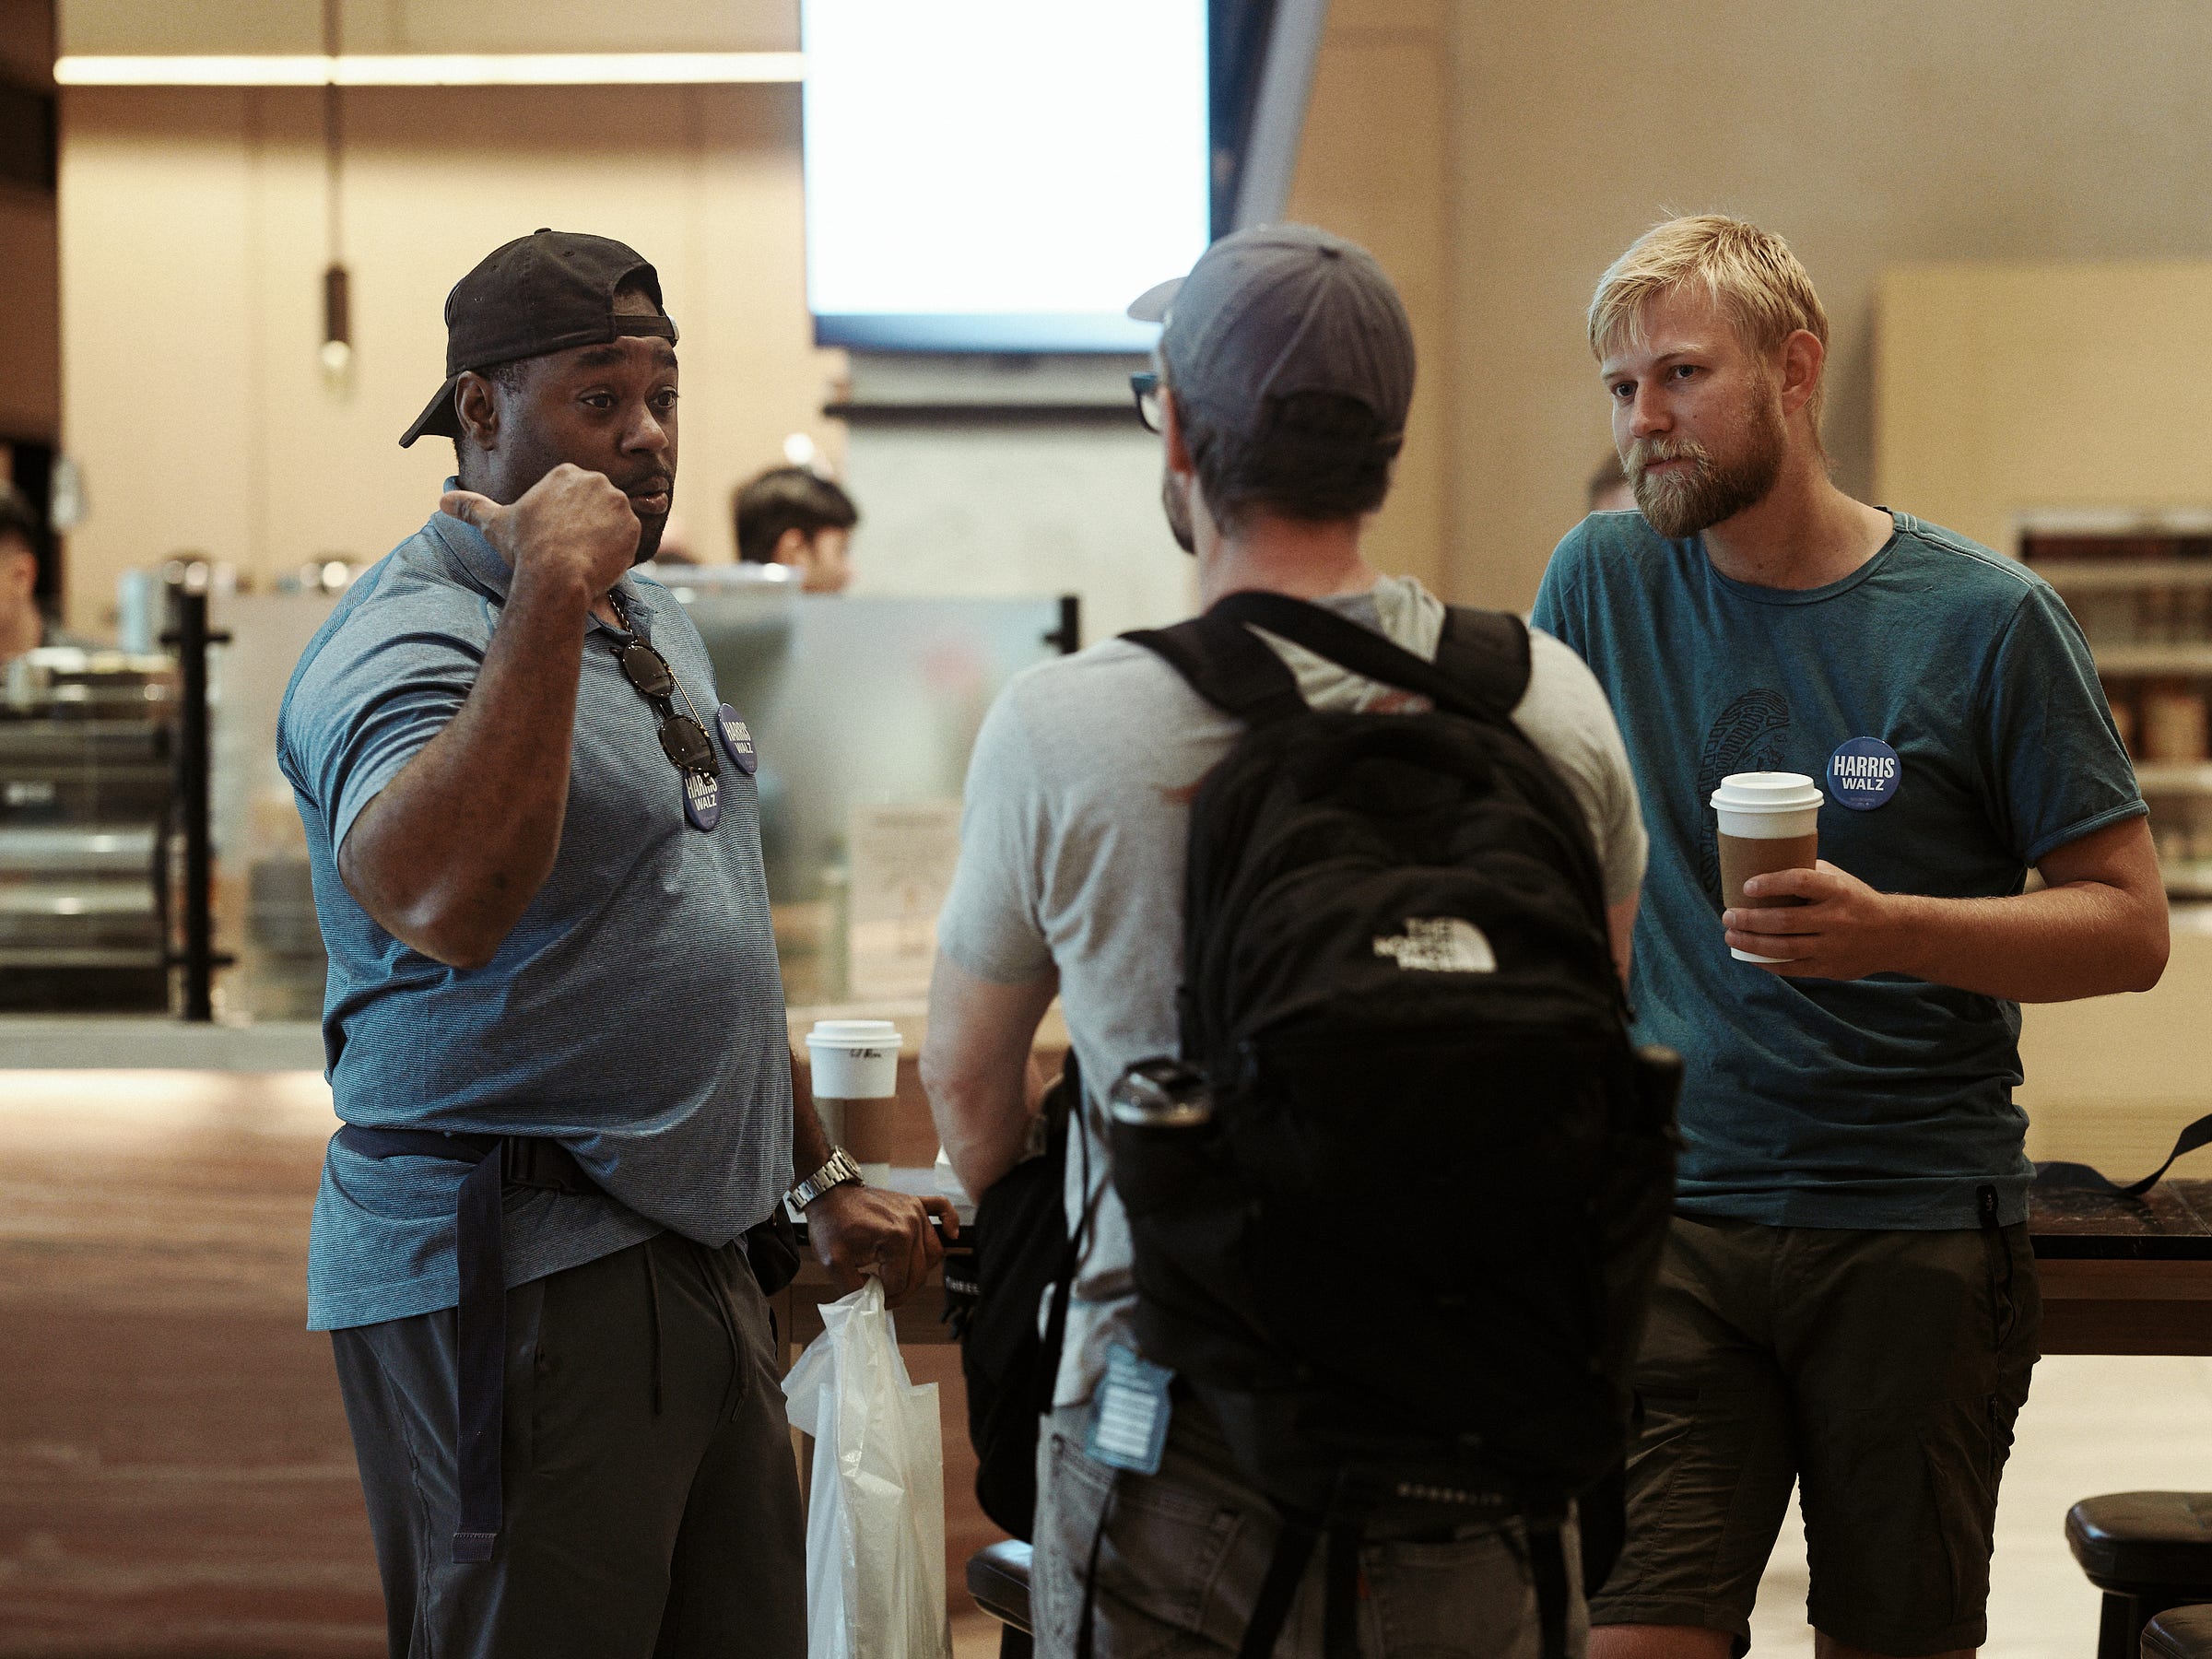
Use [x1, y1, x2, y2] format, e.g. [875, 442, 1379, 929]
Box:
[1040, 1430, 1244, 1657]
[1367, 1526, 1563, 1659]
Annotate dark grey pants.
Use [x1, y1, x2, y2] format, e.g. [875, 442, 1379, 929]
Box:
[331, 1233, 806, 1659]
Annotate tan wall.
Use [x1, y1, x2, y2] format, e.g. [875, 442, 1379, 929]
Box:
[2019, 927, 2212, 1182]
[59, 81, 843, 629]
[1286, 0, 1450, 594]
[1877, 261, 2212, 553]
[59, 0, 795, 55]
[1442, 0, 2212, 609]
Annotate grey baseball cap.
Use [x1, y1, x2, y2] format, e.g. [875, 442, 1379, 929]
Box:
[1126, 223, 1413, 445]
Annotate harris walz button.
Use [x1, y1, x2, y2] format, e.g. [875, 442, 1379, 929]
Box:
[683, 770, 722, 831]
[715, 704, 759, 775]
[1828, 736, 1900, 811]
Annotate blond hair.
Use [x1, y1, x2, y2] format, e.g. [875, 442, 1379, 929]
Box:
[1587, 214, 1830, 429]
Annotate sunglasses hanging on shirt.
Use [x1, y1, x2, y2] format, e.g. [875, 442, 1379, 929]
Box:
[606, 587, 723, 831]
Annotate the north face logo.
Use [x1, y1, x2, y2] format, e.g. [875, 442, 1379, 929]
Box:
[1372, 917, 1496, 973]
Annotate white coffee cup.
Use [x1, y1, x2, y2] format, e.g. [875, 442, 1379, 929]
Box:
[805, 1018, 902, 1100]
[1709, 772, 1824, 965]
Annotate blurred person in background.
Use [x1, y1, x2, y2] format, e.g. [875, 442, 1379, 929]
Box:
[734, 465, 859, 593]
[0, 485, 82, 663]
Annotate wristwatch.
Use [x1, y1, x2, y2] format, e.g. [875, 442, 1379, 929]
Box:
[788, 1147, 864, 1210]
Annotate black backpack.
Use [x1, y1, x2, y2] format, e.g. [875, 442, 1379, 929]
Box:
[1113, 591, 1681, 1659]
[946, 1054, 1087, 1540]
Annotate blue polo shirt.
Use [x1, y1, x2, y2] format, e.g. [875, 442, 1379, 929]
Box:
[1534, 509, 2146, 1230]
[277, 500, 793, 1330]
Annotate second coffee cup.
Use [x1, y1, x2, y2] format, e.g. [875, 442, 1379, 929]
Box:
[1710, 771, 1824, 965]
[806, 1019, 902, 1179]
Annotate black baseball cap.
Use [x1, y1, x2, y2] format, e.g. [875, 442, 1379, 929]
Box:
[399, 229, 680, 448]
[1126, 223, 1413, 446]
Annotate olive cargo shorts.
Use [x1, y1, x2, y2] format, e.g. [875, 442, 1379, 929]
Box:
[1590, 1215, 2039, 1657]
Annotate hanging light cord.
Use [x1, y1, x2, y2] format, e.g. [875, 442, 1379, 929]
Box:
[320, 0, 350, 370]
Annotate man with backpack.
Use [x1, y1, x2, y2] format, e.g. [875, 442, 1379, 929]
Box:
[924, 224, 1659, 1659]
[1534, 216, 2168, 1659]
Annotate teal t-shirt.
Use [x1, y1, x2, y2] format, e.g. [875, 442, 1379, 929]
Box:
[1533, 509, 2146, 1230]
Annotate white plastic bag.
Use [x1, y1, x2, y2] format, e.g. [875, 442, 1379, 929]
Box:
[782, 1277, 952, 1659]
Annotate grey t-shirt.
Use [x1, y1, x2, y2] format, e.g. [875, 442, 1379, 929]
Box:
[278, 503, 794, 1332]
[935, 574, 1646, 1406]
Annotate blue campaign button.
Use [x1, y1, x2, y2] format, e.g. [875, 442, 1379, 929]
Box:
[714, 703, 759, 775]
[683, 770, 722, 831]
[1828, 736, 1901, 811]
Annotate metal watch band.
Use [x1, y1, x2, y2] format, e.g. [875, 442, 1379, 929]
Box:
[788, 1147, 863, 1210]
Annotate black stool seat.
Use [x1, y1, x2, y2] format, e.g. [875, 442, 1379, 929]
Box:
[968, 1539, 1034, 1658]
[2072, 1494, 2212, 1589]
[2070, 1493, 2212, 1659]
[2146, 1606, 2212, 1659]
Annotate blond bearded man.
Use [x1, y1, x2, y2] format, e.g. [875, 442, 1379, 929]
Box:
[1533, 217, 2168, 1659]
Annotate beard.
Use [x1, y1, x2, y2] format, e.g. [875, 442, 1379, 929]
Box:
[1626, 389, 1786, 540]
[1161, 469, 1196, 555]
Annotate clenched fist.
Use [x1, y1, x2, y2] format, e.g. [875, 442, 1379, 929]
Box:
[442, 464, 641, 606]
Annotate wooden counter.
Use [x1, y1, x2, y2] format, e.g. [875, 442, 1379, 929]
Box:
[2033, 1176, 2212, 1354]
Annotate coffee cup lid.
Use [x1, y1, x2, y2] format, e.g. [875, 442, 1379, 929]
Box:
[807, 1019, 901, 1046]
[1710, 771, 1824, 813]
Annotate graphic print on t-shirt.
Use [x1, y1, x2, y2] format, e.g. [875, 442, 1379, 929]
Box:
[1695, 688, 1794, 902]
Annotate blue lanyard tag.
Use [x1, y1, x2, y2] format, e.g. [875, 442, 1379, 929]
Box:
[1085, 1342, 1174, 1476]
[715, 703, 759, 775]
[683, 771, 722, 831]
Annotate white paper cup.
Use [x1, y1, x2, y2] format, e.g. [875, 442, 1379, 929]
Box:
[806, 1018, 902, 1100]
[1710, 772, 1823, 964]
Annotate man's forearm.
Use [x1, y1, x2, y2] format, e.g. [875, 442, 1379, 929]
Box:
[789, 1053, 831, 1174]
[340, 563, 594, 966]
[922, 953, 1057, 1197]
[1886, 881, 2166, 1002]
[928, 1068, 1032, 1199]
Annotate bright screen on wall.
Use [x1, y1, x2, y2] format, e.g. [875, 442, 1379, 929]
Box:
[801, 0, 1211, 353]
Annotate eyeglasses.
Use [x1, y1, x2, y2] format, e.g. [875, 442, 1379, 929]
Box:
[1131, 371, 1163, 433]
[606, 591, 718, 778]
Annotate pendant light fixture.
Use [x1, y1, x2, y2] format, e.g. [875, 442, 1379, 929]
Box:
[319, 0, 351, 380]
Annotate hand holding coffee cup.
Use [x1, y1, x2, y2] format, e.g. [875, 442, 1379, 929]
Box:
[806, 1018, 900, 1183]
[801, 1018, 959, 1302]
[1711, 772, 1823, 964]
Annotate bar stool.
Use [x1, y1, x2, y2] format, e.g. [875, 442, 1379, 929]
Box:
[2067, 1493, 2212, 1659]
[2145, 1606, 2212, 1659]
[966, 1539, 1034, 1659]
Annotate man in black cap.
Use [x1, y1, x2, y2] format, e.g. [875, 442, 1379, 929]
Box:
[924, 224, 1649, 1656]
[278, 229, 952, 1657]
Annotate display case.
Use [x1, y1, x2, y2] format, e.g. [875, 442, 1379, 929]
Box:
[0, 648, 179, 1008]
[668, 578, 1075, 1002]
[2019, 511, 2212, 900]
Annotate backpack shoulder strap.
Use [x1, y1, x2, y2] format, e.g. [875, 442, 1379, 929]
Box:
[1123, 613, 1311, 726]
[1205, 589, 1524, 724]
[1127, 594, 1535, 728]
[1435, 606, 1534, 721]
